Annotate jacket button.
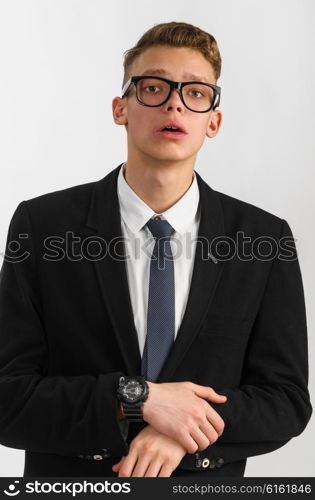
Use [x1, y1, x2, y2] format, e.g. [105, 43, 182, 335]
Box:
[216, 458, 224, 468]
[209, 458, 216, 469]
[93, 454, 104, 461]
[194, 452, 202, 468]
[201, 458, 210, 468]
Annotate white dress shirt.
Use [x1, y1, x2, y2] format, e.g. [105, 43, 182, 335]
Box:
[116, 162, 201, 439]
[117, 162, 201, 358]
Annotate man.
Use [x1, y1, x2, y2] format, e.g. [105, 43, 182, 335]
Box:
[0, 22, 312, 478]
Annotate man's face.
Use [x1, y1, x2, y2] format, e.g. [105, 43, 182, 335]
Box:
[113, 45, 222, 164]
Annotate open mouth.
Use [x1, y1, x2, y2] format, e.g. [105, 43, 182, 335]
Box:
[162, 126, 183, 132]
[156, 126, 188, 138]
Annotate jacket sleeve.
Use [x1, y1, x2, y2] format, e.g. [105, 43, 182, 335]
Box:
[0, 201, 128, 458]
[205, 218, 312, 463]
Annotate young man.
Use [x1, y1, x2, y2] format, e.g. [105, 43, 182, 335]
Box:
[0, 22, 312, 478]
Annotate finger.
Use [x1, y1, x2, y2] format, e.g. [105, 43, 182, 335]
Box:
[144, 459, 164, 477]
[118, 449, 139, 477]
[130, 456, 151, 477]
[159, 464, 174, 477]
[205, 392, 227, 402]
[198, 420, 219, 445]
[181, 433, 200, 454]
[190, 425, 211, 451]
[193, 384, 227, 402]
[171, 425, 198, 454]
[112, 457, 124, 471]
[206, 405, 225, 436]
[205, 387, 227, 401]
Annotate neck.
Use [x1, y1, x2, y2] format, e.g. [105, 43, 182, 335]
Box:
[123, 156, 196, 213]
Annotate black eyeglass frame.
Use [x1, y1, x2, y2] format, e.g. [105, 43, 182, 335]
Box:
[121, 75, 221, 113]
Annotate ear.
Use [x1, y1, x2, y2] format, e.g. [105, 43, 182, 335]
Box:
[205, 110, 223, 139]
[112, 96, 128, 126]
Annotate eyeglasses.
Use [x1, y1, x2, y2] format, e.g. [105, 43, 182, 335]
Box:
[121, 75, 221, 113]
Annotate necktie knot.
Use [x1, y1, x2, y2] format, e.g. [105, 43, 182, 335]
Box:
[146, 218, 174, 240]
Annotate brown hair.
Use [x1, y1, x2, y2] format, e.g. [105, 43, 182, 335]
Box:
[122, 21, 222, 89]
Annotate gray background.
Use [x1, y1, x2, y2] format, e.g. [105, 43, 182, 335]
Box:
[0, 0, 314, 476]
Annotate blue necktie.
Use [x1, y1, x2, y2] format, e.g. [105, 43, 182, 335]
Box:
[141, 216, 175, 382]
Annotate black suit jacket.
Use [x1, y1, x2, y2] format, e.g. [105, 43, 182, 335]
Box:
[0, 164, 312, 477]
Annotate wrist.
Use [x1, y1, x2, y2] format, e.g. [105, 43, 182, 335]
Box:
[142, 380, 154, 421]
[117, 376, 150, 422]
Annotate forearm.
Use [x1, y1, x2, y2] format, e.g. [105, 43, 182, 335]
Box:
[0, 370, 129, 457]
[209, 383, 312, 443]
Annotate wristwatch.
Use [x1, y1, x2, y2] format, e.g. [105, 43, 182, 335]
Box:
[117, 376, 149, 422]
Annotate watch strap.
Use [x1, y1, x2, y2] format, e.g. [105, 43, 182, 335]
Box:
[122, 401, 144, 422]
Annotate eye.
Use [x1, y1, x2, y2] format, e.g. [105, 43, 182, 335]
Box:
[188, 89, 204, 98]
[144, 85, 160, 93]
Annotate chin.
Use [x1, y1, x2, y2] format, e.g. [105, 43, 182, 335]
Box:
[146, 148, 192, 162]
[151, 156, 189, 164]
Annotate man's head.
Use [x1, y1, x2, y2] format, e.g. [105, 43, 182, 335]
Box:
[121, 21, 221, 89]
[112, 22, 222, 167]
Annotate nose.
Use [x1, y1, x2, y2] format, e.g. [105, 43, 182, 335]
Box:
[163, 88, 185, 111]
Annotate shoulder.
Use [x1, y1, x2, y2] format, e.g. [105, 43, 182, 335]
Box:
[213, 189, 288, 239]
[25, 179, 96, 213]
[10, 179, 98, 235]
[215, 189, 283, 225]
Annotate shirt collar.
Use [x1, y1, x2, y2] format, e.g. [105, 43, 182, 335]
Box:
[117, 163, 200, 235]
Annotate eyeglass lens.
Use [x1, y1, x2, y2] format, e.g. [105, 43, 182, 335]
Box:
[136, 78, 215, 111]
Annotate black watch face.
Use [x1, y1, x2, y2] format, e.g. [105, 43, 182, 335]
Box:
[121, 379, 143, 403]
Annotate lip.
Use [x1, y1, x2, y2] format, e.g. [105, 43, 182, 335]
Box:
[156, 121, 188, 134]
[155, 120, 188, 139]
[155, 130, 188, 139]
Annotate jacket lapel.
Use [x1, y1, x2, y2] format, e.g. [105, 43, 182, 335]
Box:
[84, 164, 142, 376]
[158, 170, 226, 381]
[84, 164, 226, 381]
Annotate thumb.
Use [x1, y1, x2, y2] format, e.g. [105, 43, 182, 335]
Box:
[194, 384, 227, 402]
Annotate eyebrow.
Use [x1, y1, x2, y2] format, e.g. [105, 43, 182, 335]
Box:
[140, 68, 209, 83]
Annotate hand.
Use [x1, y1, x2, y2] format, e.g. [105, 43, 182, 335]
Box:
[112, 424, 187, 477]
[142, 381, 227, 454]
